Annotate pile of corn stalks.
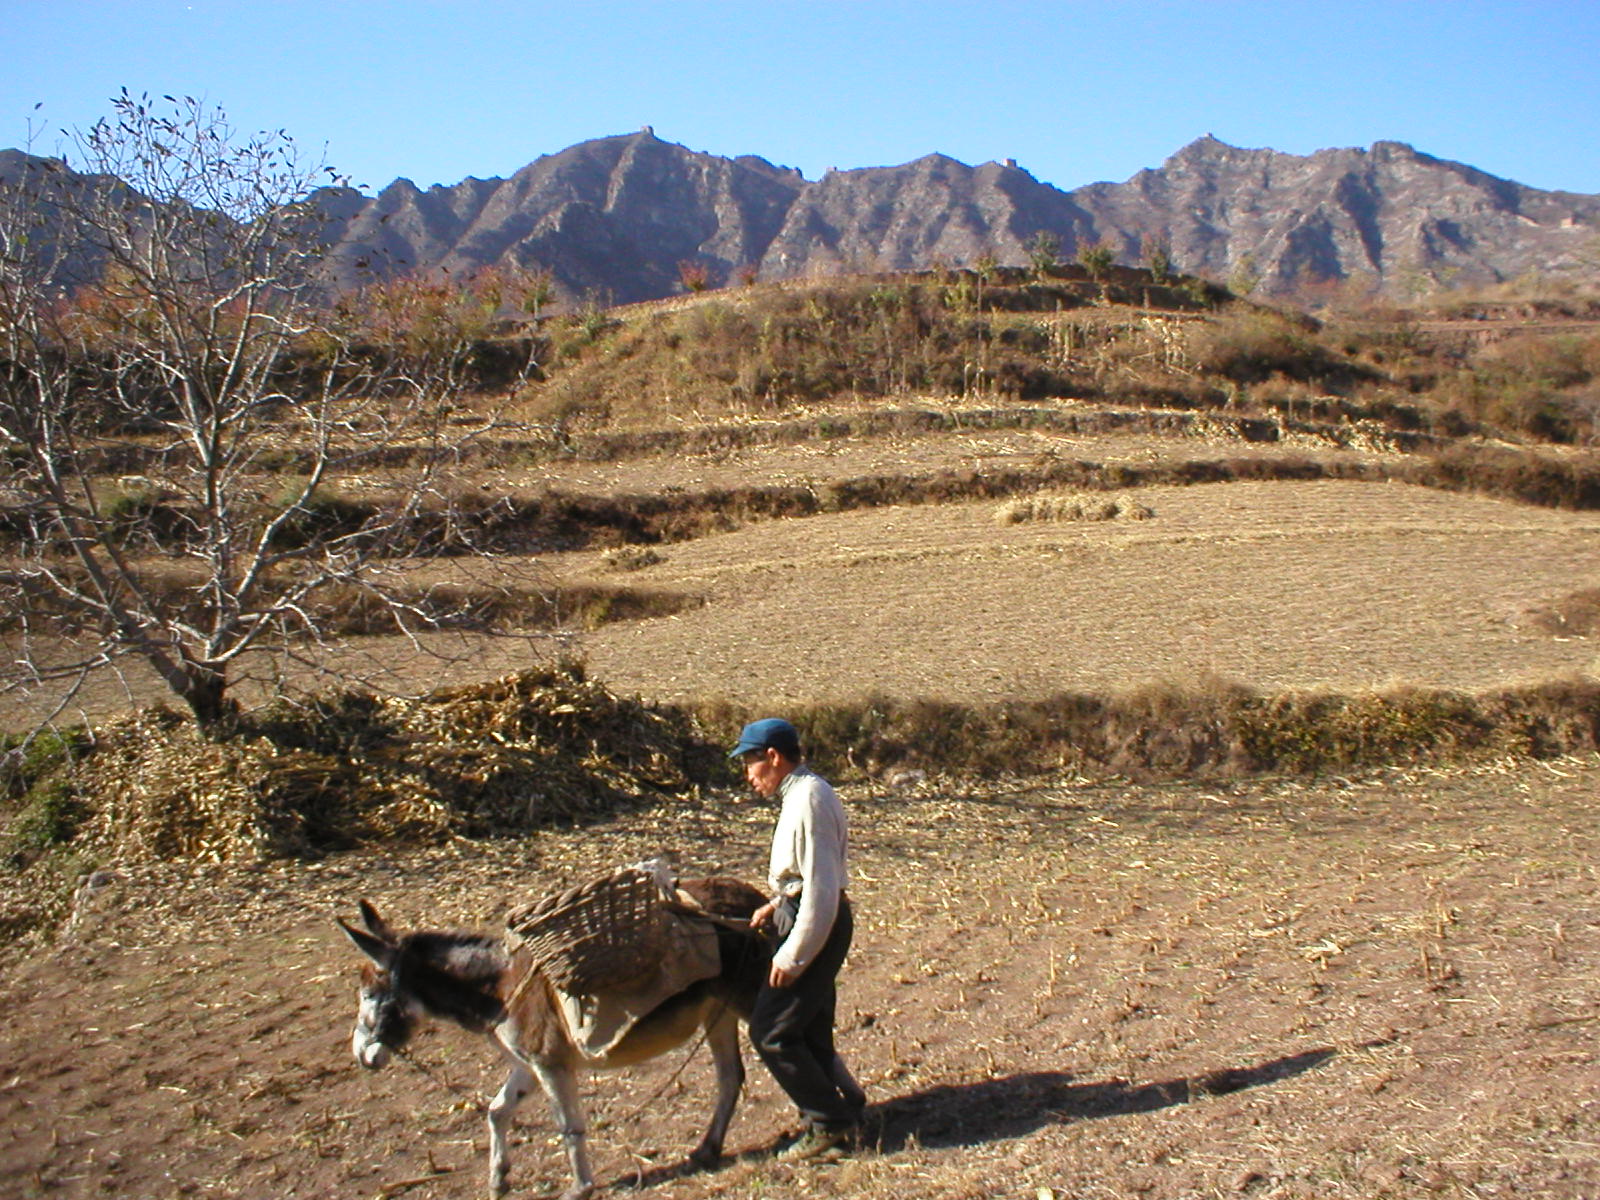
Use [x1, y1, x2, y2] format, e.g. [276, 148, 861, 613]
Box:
[70, 664, 710, 864]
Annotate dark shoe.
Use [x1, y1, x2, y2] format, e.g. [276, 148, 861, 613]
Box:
[837, 1080, 867, 1123]
[777, 1126, 853, 1163]
[829, 1054, 866, 1121]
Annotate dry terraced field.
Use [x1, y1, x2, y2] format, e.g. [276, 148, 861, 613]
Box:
[15, 416, 1599, 724]
[565, 473, 1600, 707]
[8, 369, 1600, 1200]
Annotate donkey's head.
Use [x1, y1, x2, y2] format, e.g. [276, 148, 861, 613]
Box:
[339, 900, 510, 1071]
[337, 900, 418, 1070]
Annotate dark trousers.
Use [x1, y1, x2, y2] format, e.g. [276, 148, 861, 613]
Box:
[750, 894, 856, 1131]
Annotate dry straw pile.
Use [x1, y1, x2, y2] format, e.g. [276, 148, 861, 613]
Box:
[67, 663, 709, 865]
[995, 491, 1155, 524]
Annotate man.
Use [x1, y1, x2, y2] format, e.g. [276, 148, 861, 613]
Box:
[729, 717, 866, 1161]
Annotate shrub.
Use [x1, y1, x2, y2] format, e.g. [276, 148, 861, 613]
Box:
[678, 260, 711, 293]
[2, 729, 92, 867]
[92, 481, 188, 549]
[1188, 311, 1373, 391]
[268, 484, 371, 549]
[348, 269, 505, 356]
[1077, 241, 1115, 280]
[1142, 238, 1175, 284]
[1430, 331, 1600, 442]
[1026, 231, 1061, 275]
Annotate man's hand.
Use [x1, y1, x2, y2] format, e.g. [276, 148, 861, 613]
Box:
[752, 902, 798, 985]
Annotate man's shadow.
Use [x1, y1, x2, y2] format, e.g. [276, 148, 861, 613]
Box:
[866, 1046, 1340, 1151]
[617, 1045, 1345, 1190]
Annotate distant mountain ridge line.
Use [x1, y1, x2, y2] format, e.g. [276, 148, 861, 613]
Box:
[307, 130, 1600, 303]
[7, 130, 1599, 304]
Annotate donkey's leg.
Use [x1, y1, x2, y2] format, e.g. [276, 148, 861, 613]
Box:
[487, 1062, 533, 1197]
[689, 1006, 745, 1169]
[531, 1060, 594, 1200]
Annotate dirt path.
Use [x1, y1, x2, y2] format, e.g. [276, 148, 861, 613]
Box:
[4, 755, 1600, 1199]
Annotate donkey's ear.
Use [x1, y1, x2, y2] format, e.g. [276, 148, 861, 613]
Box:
[339, 918, 397, 969]
[358, 898, 397, 942]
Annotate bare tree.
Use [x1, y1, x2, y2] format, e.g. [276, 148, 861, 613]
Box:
[0, 93, 490, 732]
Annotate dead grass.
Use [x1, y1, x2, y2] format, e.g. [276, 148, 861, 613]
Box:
[575, 479, 1600, 708]
[518, 271, 1226, 431]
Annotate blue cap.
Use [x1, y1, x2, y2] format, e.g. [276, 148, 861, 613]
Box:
[728, 717, 801, 760]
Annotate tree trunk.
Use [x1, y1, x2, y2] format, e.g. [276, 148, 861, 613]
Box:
[180, 665, 237, 735]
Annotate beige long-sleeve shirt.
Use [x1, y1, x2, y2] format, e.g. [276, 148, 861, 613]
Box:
[768, 764, 848, 974]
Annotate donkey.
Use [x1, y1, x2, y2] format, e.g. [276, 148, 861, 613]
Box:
[338, 878, 769, 1199]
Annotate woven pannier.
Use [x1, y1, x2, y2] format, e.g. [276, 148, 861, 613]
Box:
[505, 866, 673, 994]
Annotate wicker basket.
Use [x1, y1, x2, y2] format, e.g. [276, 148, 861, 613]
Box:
[506, 866, 672, 994]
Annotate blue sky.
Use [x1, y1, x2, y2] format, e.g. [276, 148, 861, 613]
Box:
[5, 0, 1598, 196]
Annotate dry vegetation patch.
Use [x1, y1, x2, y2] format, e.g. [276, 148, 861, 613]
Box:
[996, 490, 1155, 523]
[1521, 586, 1600, 638]
[0, 665, 717, 956]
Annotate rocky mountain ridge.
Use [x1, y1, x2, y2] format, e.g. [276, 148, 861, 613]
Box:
[8, 131, 1599, 305]
[313, 130, 1600, 303]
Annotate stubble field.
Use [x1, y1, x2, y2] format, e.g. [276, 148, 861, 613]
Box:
[18, 422, 1599, 724]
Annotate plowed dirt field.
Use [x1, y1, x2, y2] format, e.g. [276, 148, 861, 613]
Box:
[4, 756, 1599, 1199]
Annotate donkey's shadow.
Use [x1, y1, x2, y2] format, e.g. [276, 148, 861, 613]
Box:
[618, 1046, 1341, 1190]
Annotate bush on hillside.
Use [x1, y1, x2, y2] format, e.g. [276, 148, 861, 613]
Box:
[1188, 311, 1375, 390]
[1430, 332, 1600, 443]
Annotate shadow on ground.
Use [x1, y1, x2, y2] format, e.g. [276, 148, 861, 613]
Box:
[612, 1047, 1340, 1193]
[870, 1047, 1339, 1151]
